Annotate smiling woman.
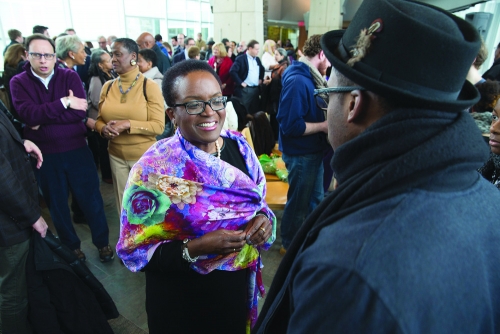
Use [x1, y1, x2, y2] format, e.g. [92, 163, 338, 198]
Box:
[116, 60, 276, 334]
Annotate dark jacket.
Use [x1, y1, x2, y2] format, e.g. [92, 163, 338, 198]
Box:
[277, 61, 328, 155]
[254, 109, 500, 334]
[152, 44, 171, 74]
[0, 107, 40, 247]
[229, 53, 265, 98]
[173, 50, 187, 64]
[483, 58, 500, 82]
[27, 230, 118, 333]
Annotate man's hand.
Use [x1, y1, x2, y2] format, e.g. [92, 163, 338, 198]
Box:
[241, 82, 248, 88]
[24, 140, 43, 169]
[67, 89, 88, 112]
[32, 216, 48, 238]
[303, 120, 328, 136]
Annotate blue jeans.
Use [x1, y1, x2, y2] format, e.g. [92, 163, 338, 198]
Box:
[281, 152, 324, 249]
[0, 239, 31, 333]
[34, 146, 109, 250]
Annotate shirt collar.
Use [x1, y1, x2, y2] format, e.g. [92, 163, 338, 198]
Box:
[31, 67, 55, 89]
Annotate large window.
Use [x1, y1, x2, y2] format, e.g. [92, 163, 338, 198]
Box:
[0, 0, 215, 70]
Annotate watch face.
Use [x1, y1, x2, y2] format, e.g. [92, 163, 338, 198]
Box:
[183, 238, 189, 244]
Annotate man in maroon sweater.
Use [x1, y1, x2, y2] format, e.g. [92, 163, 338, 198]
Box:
[10, 34, 114, 263]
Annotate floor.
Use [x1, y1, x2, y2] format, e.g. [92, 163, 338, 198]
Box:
[41, 179, 285, 333]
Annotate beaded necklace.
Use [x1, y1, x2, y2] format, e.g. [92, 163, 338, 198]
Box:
[118, 73, 140, 103]
[214, 138, 221, 158]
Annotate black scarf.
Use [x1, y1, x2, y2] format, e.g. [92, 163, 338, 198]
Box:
[254, 109, 489, 333]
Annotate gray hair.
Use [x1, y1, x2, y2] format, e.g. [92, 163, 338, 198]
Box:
[90, 48, 108, 65]
[276, 48, 287, 58]
[56, 35, 83, 59]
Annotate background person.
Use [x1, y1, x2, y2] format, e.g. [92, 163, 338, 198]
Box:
[95, 38, 165, 217]
[116, 60, 275, 334]
[0, 101, 48, 334]
[478, 80, 500, 187]
[87, 49, 116, 184]
[3, 44, 27, 118]
[3, 28, 23, 55]
[11, 34, 113, 263]
[261, 39, 278, 72]
[137, 48, 173, 139]
[208, 42, 234, 97]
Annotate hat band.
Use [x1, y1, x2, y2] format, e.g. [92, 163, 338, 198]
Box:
[338, 38, 461, 101]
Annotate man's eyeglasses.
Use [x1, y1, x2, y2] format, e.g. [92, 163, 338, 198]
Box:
[314, 86, 365, 111]
[29, 52, 56, 60]
[173, 96, 227, 115]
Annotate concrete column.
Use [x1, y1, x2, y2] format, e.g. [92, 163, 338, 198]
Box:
[308, 0, 342, 36]
[213, 0, 264, 45]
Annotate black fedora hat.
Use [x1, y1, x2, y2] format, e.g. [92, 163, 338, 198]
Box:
[321, 0, 481, 111]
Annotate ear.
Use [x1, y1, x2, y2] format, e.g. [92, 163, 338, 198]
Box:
[346, 89, 365, 123]
[165, 107, 175, 121]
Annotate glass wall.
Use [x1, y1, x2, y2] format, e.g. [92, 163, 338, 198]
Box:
[0, 0, 214, 70]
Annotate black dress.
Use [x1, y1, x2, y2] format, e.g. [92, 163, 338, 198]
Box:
[144, 138, 250, 334]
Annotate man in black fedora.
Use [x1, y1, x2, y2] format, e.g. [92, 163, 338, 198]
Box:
[253, 0, 500, 333]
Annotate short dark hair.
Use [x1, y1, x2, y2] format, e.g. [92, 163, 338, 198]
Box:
[185, 37, 194, 46]
[8, 29, 22, 41]
[162, 60, 222, 107]
[171, 36, 178, 42]
[25, 33, 56, 53]
[303, 34, 322, 58]
[139, 49, 158, 67]
[221, 38, 229, 45]
[32, 25, 48, 34]
[155, 34, 162, 42]
[113, 37, 139, 57]
[65, 28, 76, 34]
[247, 40, 259, 49]
[474, 79, 500, 112]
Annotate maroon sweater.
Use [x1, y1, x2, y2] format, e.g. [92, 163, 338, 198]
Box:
[10, 63, 87, 154]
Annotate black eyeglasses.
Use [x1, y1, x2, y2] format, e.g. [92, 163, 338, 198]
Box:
[29, 52, 56, 60]
[173, 96, 227, 115]
[314, 86, 365, 111]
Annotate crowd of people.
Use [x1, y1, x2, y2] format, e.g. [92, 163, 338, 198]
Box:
[2, 0, 500, 331]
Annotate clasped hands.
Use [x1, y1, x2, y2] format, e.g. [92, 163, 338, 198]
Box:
[187, 214, 273, 258]
[102, 120, 131, 140]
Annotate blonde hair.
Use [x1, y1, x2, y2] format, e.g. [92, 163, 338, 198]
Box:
[263, 39, 276, 55]
[212, 42, 227, 57]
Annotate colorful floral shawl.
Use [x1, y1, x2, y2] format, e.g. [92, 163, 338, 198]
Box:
[117, 129, 276, 331]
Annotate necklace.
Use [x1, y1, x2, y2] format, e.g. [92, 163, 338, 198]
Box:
[214, 138, 221, 158]
[118, 73, 140, 103]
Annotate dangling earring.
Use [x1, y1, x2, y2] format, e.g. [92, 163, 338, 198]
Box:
[172, 118, 178, 132]
[131, 59, 137, 66]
